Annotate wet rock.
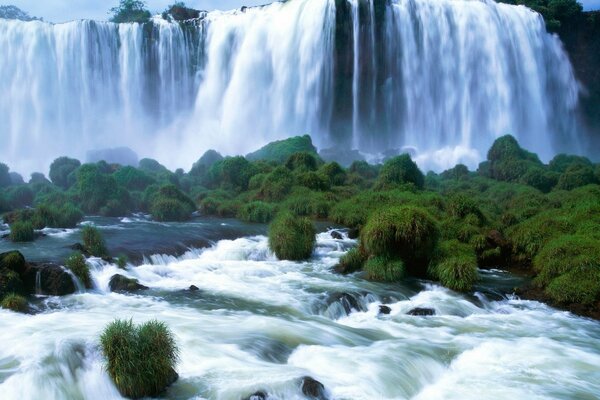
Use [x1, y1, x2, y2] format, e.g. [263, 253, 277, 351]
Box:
[242, 390, 268, 400]
[25, 263, 76, 296]
[327, 292, 365, 314]
[407, 307, 435, 316]
[378, 305, 392, 315]
[69, 243, 87, 254]
[301, 376, 328, 400]
[168, 5, 200, 20]
[347, 228, 359, 239]
[330, 231, 343, 240]
[108, 274, 148, 293]
[0, 250, 27, 275]
[189, 285, 199, 291]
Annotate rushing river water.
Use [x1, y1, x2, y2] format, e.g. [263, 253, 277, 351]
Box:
[1, 223, 600, 399]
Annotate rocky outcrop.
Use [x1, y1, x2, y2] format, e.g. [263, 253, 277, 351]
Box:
[25, 264, 77, 296]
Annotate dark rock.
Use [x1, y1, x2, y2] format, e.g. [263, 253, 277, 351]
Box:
[24, 263, 76, 296]
[108, 274, 148, 293]
[407, 307, 435, 316]
[330, 231, 343, 240]
[327, 292, 365, 314]
[69, 243, 87, 254]
[301, 376, 328, 400]
[347, 228, 359, 239]
[168, 5, 200, 20]
[189, 285, 199, 291]
[242, 391, 268, 400]
[379, 305, 392, 315]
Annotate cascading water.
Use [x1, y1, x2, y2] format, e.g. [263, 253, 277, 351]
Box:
[0, 0, 580, 174]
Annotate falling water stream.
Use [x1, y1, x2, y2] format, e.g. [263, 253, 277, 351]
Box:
[0, 221, 599, 399]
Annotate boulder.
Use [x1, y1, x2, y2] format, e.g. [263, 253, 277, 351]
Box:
[242, 391, 268, 400]
[108, 274, 148, 293]
[0, 251, 27, 275]
[25, 263, 76, 296]
[189, 285, 199, 291]
[406, 307, 435, 316]
[330, 231, 343, 240]
[378, 305, 392, 315]
[301, 377, 328, 400]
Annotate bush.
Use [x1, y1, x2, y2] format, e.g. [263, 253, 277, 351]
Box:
[519, 167, 558, 193]
[0, 251, 27, 275]
[429, 240, 478, 292]
[441, 164, 470, 180]
[375, 154, 424, 189]
[0, 163, 11, 188]
[361, 206, 438, 274]
[49, 157, 80, 189]
[319, 162, 346, 186]
[268, 212, 316, 261]
[76, 164, 128, 214]
[1, 293, 28, 313]
[246, 135, 317, 163]
[446, 193, 484, 222]
[208, 157, 257, 191]
[10, 221, 34, 242]
[294, 171, 330, 191]
[364, 256, 405, 282]
[258, 167, 293, 201]
[545, 266, 600, 305]
[109, 0, 152, 23]
[334, 247, 366, 274]
[151, 198, 193, 222]
[555, 164, 597, 191]
[65, 252, 92, 289]
[5, 186, 34, 208]
[190, 150, 223, 176]
[113, 166, 155, 191]
[486, 135, 541, 182]
[548, 154, 593, 173]
[237, 201, 276, 223]
[100, 319, 179, 398]
[349, 160, 378, 180]
[82, 226, 108, 257]
[285, 152, 319, 172]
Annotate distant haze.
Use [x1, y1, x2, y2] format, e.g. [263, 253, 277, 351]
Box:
[4, 1, 275, 23]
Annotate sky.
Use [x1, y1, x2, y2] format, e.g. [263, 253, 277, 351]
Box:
[6, 1, 274, 23]
[5, 0, 600, 22]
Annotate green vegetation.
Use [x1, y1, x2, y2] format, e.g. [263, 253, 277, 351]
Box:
[109, 0, 152, 23]
[82, 226, 108, 258]
[246, 135, 318, 163]
[429, 240, 479, 292]
[1, 293, 28, 313]
[9, 221, 34, 242]
[268, 212, 316, 260]
[65, 252, 92, 289]
[375, 154, 425, 189]
[364, 256, 405, 282]
[100, 319, 179, 398]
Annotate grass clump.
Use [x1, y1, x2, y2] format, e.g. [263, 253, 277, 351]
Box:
[361, 206, 439, 275]
[268, 212, 316, 261]
[65, 252, 92, 289]
[429, 240, 479, 292]
[375, 154, 424, 189]
[237, 201, 276, 223]
[364, 256, 405, 282]
[1, 293, 28, 313]
[9, 221, 34, 242]
[545, 267, 600, 305]
[82, 226, 108, 257]
[335, 247, 367, 274]
[100, 319, 179, 399]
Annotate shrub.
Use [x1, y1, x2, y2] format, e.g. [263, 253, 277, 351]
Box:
[486, 135, 541, 181]
[0, 251, 27, 275]
[364, 256, 405, 282]
[375, 154, 424, 189]
[545, 266, 600, 305]
[319, 162, 346, 186]
[208, 157, 257, 191]
[5, 186, 34, 208]
[268, 212, 316, 260]
[117, 255, 128, 269]
[113, 166, 155, 191]
[519, 167, 558, 193]
[109, 0, 152, 23]
[237, 201, 276, 223]
[0, 269, 24, 299]
[151, 198, 193, 222]
[555, 164, 597, 191]
[82, 226, 108, 257]
[65, 252, 92, 289]
[429, 240, 478, 291]
[190, 150, 223, 175]
[0, 163, 11, 188]
[548, 154, 593, 173]
[10, 221, 34, 242]
[285, 152, 319, 172]
[49, 157, 80, 189]
[361, 206, 439, 274]
[294, 171, 330, 191]
[246, 135, 317, 163]
[446, 193, 484, 222]
[441, 164, 470, 180]
[100, 319, 179, 399]
[1, 293, 28, 313]
[349, 160, 378, 180]
[258, 167, 293, 201]
[76, 164, 128, 214]
[334, 247, 367, 274]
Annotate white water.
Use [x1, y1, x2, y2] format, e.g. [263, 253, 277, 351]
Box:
[0, 0, 580, 174]
[1, 231, 599, 399]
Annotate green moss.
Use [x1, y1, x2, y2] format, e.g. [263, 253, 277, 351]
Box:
[429, 240, 478, 292]
[246, 135, 317, 163]
[237, 201, 276, 223]
[268, 212, 316, 261]
[82, 226, 108, 258]
[364, 256, 405, 282]
[1, 293, 28, 313]
[375, 154, 424, 189]
[65, 252, 92, 289]
[10, 221, 34, 242]
[361, 206, 439, 274]
[100, 319, 179, 399]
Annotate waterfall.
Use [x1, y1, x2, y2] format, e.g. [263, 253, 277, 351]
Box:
[35, 270, 42, 295]
[0, 0, 580, 174]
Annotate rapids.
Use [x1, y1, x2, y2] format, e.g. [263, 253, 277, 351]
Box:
[0, 0, 581, 174]
[0, 228, 599, 399]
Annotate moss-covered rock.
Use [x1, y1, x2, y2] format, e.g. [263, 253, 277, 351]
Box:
[1, 293, 28, 313]
[268, 212, 316, 261]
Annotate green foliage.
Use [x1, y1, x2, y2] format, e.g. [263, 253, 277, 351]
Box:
[549, 154, 593, 173]
[100, 319, 179, 398]
[361, 206, 439, 274]
[429, 240, 478, 292]
[258, 167, 294, 201]
[518, 167, 558, 193]
[117, 255, 128, 269]
[294, 171, 330, 191]
[208, 157, 257, 191]
[82, 226, 108, 257]
[555, 164, 597, 191]
[319, 162, 346, 186]
[237, 201, 276, 223]
[364, 256, 405, 282]
[150, 185, 195, 222]
[349, 160, 378, 180]
[335, 247, 367, 274]
[246, 135, 318, 163]
[0, 163, 11, 188]
[49, 157, 80, 189]
[486, 135, 542, 182]
[109, 0, 152, 23]
[113, 166, 155, 191]
[0, 269, 24, 300]
[268, 212, 316, 261]
[31, 203, 84, 229]
[65, 252, 92, 289]
[4, 185, 34, 208]
[441, 164, 470, 180]
[76, 164, 130, 215]
[285, 152, 319, 172]
[190, 150, 223, 176]
[1, 293, 28, 313]
[0, 251, 27, 275]
[281, 188, 333, 219]
[375, 154, 424, 189]
[545, 266, 600, 305]
[446, 193, 484, 222]
[10, 221, 34, 242]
